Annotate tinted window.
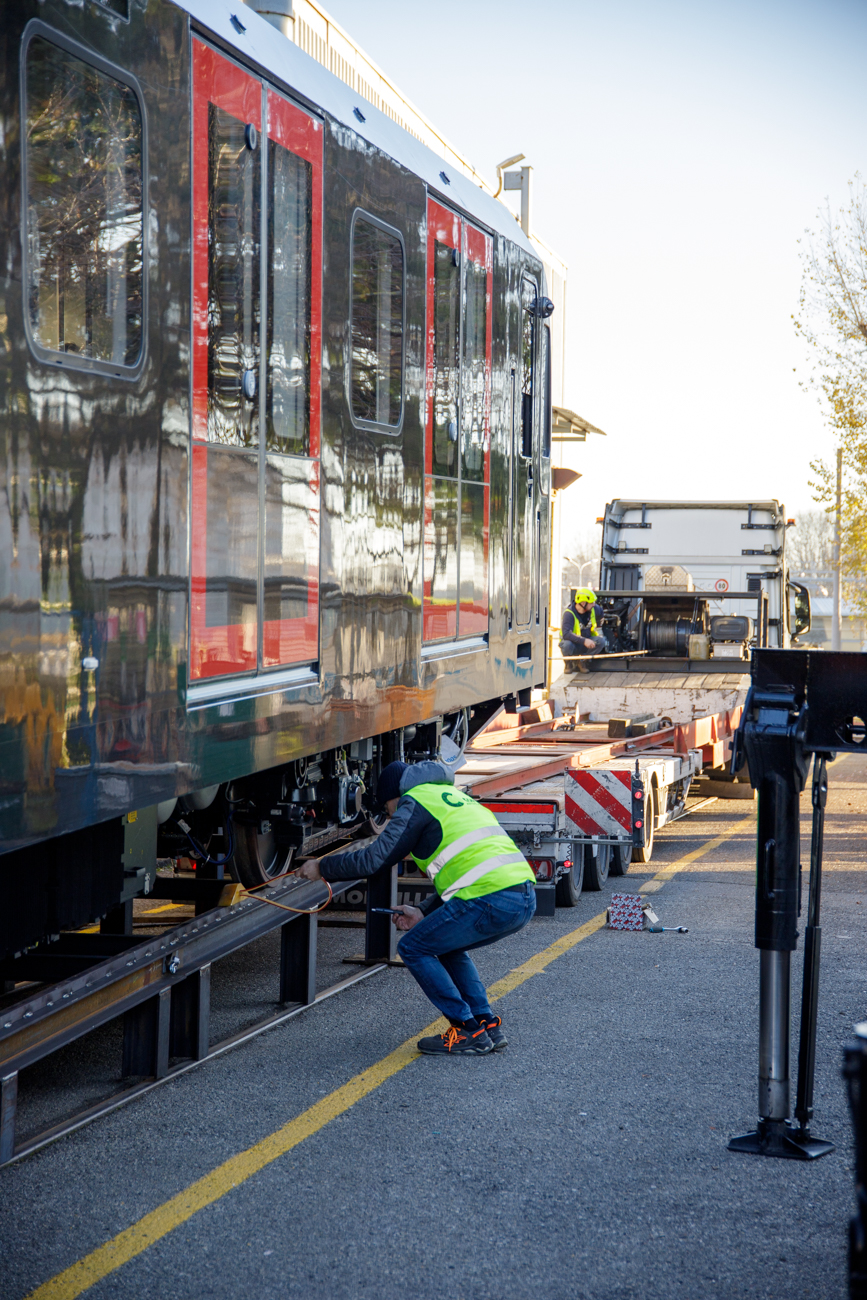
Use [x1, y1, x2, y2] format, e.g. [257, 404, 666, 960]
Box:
[350, 216, 404, 427]
[521, 279, 536, 458]
[541, 323, 551, 458]
[431, 239, 460, 475]
[25, 36, 144, 368]
[208, 104, 260, 447]
[267, 139, 311, 455]
[461, 251, 487, 482]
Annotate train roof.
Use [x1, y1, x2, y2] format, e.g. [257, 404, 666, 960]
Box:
[175, 0, 539, 262]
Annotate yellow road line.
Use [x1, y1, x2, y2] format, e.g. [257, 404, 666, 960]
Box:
[27, 815, 753, 1300]
[78, 904, 186, 935]
[637, 813, 755, 892]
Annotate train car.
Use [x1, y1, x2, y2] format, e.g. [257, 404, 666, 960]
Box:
[0, 0, 554, 962]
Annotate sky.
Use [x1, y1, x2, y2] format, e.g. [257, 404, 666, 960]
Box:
[322, 0, 866, 554]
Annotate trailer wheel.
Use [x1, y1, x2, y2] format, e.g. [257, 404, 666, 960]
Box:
[632, 792, 655, 864]
[582, 841, 611, 891]
[233, 823, 293, 888]
[555, 853, 584, 907]
[610, 840, 633, 875]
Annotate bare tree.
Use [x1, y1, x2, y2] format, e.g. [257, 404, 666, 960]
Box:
[560, 524, 602, 613]
[785, 510, 834, 593]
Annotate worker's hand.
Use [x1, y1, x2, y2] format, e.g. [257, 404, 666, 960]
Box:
[392, 905, 423, 931]
[296, 858, 322, 882]
[583, 638, 596, 650]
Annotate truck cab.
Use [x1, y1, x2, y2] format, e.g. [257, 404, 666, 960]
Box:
[597, 499, 811, 664]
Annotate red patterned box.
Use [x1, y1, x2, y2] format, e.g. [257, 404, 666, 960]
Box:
[607, 892, 647, 931]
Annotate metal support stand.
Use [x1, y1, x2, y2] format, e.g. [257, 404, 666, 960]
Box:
[0, 1072, 17, 1165]
[279, 913, 317, 1006]
[122, 987, 171, 1079]
[169, 965, 211, 1061]
[843, 1025, 867, 1297]
[729, 670, 834, 1160]
[364, 863, 399, 964]
[792, 756, 834, 1156]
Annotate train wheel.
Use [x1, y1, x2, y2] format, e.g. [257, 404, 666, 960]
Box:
[610, 840, 633, 876]
[232, 822, 293, 888]
[555, 852, 584, 907]
[632, 793, 655, 864]
[582, 841, 611, 892]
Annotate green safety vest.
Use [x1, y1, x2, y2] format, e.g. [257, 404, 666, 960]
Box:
[569, 605, 598, 636]
[406, 784, 534, 902]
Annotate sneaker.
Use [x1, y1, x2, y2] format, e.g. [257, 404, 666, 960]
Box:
[417, 1025, 494, 1055]
[477, 1014, 508, 1052]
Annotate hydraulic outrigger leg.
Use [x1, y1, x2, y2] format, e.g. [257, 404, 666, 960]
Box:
[728, 669, 834, 1160]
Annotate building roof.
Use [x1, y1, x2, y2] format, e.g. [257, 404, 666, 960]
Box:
[551, 408, 607, 441]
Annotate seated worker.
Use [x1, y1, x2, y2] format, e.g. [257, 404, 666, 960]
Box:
[297, 759, 536, 1056]
[559, 587, 606, 671]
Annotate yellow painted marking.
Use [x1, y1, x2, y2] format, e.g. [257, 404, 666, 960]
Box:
[637, 814, 756, 891]
[27, 815, 752, 1300]
[78, 904, 187, 934]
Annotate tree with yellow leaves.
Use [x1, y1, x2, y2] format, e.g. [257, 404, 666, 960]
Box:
[795, 176, 867, 618]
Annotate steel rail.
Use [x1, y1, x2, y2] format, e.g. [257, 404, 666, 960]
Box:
[0, 868, 395, 1167]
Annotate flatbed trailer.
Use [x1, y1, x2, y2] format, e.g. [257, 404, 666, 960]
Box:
[457, 700, 744, 904]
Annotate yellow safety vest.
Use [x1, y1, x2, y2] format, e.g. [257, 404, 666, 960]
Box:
[406, 784, 533, 902]
[569, 605, 598, 636]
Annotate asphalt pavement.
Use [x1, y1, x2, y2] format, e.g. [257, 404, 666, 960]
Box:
[2, 755, 866, 1300]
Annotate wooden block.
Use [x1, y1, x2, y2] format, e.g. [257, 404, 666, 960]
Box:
[218, 883, 245, 906]
[702, 780, 756, 800]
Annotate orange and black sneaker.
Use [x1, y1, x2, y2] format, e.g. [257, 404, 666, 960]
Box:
[477, 1014, 507, 1052]
[417, 1024, 494, 1055]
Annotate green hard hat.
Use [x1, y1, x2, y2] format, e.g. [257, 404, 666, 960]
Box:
[574, 587, 596, 604]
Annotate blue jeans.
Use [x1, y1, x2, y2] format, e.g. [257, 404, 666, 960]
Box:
[397, 882, 537, 1023]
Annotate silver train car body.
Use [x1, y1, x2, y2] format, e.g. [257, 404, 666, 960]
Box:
[0, 0, 553, 957]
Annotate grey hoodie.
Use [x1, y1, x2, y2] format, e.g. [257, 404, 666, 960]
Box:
[318, 759, 456, 914]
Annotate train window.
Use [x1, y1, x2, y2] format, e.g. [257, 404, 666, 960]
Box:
[461, 244, 488, 483]
[24, 31, 144, 373]
[431, 239, 460, 476]
[267, 140, 311, 455]
[521, 279, 536, 459]
[94, 0, 130, 17]
[541, 323, 552, 459]
[350, 214, 404, 429]
[207, 104, 261, 448]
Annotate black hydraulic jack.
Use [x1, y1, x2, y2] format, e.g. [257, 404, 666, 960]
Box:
[725, 649, 867, 1161]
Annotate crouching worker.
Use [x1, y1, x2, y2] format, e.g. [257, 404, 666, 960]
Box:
[559, 587, 606, 672]
[297, 760, 536, 1056]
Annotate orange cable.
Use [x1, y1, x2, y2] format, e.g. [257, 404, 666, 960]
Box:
[237, 869, 333, 915]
